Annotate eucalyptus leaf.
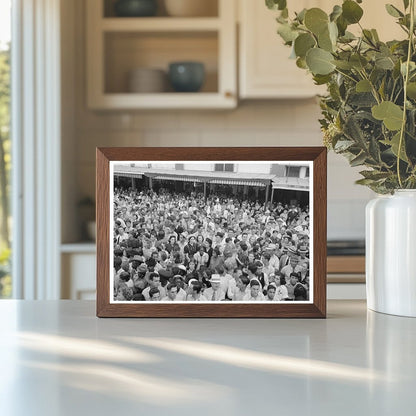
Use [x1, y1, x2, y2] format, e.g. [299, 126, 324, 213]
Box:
[334, 140, 355, 151]
[333, 60, 353, 70]
[342, 0, 363, 24]
[384, 132, 409, 162]
[339, 31, 356, 43]
[304, 8, 328, 35]
[371, 29, 380, 43]
[385, 4, 404, 17]
[407, 82, 416, 99]
[313, 74, 332, 85]
[360, 170, 391, 180]
[350, 54, 368, 70]
[294, 33, 316, 58]
[277, 23, 299, 43]
[296, 57, 308, 69]
[403, 0, 409, 10]
[375, 55, 395, 70]
[296, 8, 307, 23]
[318, 27, 334, 52]
[336, 15, 348, 36]
[356, 79, 372, 92]
[329, 5, 342, 22]
[306, 48, 336, 75]
[372, 101, 404, 131]
[266, 0, 287, 11]
[350, 152, 368, 167]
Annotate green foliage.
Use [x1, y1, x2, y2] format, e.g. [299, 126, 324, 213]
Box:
[266, 0, 416, 193]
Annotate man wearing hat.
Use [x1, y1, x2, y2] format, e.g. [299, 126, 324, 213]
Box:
[281, 249, 300, 280]
[203, 274, 226, 301]
[172, 275, 187, 301]
[265, 243, 280, 272]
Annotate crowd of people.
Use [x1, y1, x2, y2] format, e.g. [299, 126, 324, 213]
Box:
[113, 185, 311, 302]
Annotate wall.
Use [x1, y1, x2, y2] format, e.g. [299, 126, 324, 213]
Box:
[61, 0, 374, 243]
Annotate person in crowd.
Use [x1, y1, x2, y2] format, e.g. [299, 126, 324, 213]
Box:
[187, 280, 208, 302]
[194, 246, 209, 270]
[112, 185, 310, 302]
[265, 285, 277, 301]
[274, 276, 289, 301]
[286, 272, 300, 301]
[203, 274, 226, 301]
[162, 283, 178, 301]
[232, 274, 250, 301]
[149, 287, 161, 301]
[142, 272, 166, 301]
[243, 280, 265, 301]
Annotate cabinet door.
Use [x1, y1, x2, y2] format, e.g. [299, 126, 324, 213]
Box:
[239, 0, 326, 99]
[239, 0, 404, 99]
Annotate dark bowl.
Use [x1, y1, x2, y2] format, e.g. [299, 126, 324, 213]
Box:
[168, 62, 205, 93]
[114, 0, 158, 17]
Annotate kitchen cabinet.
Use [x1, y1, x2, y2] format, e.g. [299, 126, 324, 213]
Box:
[238, 0, 404, 99]
[239, 0, 325, 99]
[86, 0, 237, 109]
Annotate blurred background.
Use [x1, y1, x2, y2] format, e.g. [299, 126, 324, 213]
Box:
[1, 0, 404, 300]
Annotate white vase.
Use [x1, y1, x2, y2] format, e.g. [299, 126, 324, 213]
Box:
[366, 190, 416, 317]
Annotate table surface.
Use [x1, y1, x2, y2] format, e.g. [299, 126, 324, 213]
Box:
[0, 300, 415, 416]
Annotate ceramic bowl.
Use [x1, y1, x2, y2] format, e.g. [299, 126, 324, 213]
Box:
[128, 68, 167, 93]
[168, 62, 205, 92]
[114, 0, 158, 17]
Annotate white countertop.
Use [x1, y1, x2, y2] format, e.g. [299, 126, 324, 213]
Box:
[0, 300, 415, 415]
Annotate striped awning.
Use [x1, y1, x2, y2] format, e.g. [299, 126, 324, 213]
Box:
[273, 184, 309, 191]
[114, 172, 143, 179]
[209, 179, 267, 187]
[154, 175, 202, 183]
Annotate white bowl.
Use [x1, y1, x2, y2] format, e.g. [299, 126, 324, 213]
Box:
[164, 0, 218, 17]
[128, 68, 167, 93]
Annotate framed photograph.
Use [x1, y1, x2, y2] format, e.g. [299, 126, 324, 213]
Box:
[96, 147, 327, 318]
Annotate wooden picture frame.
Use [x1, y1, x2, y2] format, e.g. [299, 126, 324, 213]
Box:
[96, 147, 327, 318]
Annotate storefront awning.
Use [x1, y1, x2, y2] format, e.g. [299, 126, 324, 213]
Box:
[114, 172, 143, 179]
[154, 175, 202, 183]
[272, 177, 309, 192]
[209, 179, 267, 187]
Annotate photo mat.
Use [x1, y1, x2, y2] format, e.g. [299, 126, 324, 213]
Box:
[110, 160, 313, 305]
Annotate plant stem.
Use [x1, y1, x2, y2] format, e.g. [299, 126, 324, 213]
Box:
[397, 0, 415, 188]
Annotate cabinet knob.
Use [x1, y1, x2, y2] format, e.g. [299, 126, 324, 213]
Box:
[225, 91, 234, 99]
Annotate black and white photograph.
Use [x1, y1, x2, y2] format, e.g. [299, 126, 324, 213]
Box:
[110, 161, 312, 303]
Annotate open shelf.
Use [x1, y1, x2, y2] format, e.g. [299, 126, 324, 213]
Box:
[104, 31, 218, 94]
[101, 17, 221, 31]
[87, 0, 236, 109]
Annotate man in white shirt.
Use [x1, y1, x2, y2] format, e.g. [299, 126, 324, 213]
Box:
[204, 274, 226, 301]
[142, 272, 166, 301]
[243, 280, 265, 301]
[161, 283, 178, 301]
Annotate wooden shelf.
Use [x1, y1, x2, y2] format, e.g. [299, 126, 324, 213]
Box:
[89, 92, 235, 110]
[101, 17, 221, 32]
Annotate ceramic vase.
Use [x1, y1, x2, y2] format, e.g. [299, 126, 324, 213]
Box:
[366, 190, 416, 317]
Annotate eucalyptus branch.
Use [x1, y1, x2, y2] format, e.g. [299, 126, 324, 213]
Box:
[358, 69, 381, 104]
[397, 0, 415, 188]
